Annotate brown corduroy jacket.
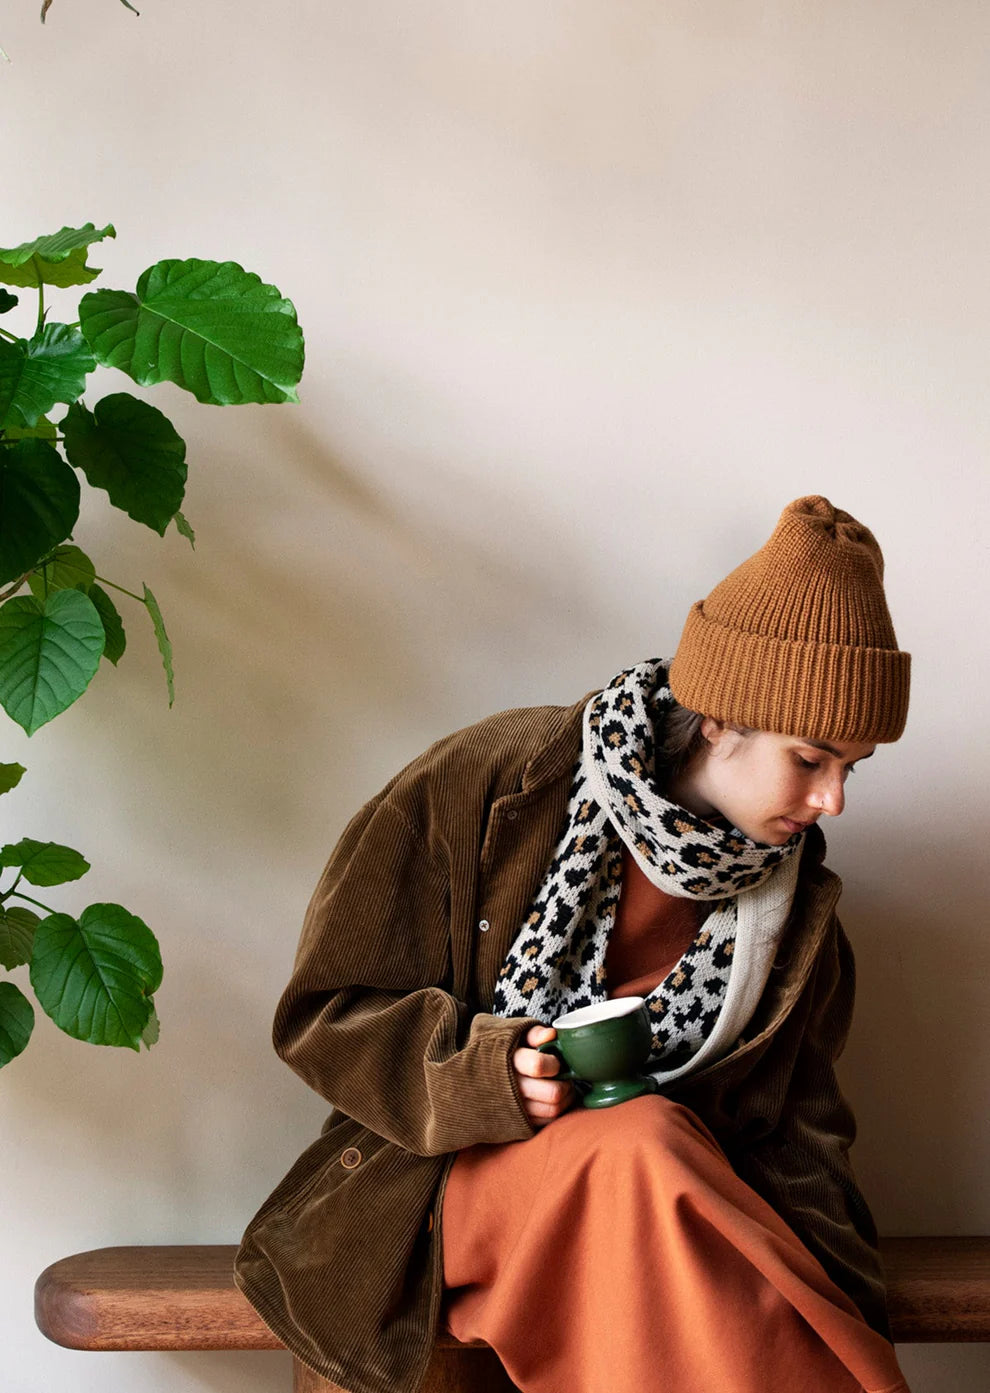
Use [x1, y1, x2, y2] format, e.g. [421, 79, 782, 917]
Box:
[233, 689, 894, 1393]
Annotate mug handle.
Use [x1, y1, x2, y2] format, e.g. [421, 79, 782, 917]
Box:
[536, 1039, 591, 1096]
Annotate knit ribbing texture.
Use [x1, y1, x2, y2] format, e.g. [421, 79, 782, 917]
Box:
[669, 495, 910, 742]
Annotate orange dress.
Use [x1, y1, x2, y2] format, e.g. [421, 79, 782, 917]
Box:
[441, 848, 911, 1393]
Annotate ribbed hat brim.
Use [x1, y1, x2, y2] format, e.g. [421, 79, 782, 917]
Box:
[668, 601, 911, 743]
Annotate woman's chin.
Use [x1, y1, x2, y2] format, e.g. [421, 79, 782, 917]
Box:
[753, 822, 795, 847]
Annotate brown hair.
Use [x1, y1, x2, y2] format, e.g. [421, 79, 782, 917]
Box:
[656, 702, 755, 779]
[655, 700, 706, 778]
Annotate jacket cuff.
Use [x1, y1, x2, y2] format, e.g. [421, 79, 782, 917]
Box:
[465, 1012, 539, 1143]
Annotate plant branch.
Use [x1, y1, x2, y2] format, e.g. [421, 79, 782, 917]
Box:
[0, 324, 17, 342]
[93, 573, 144, 604]
[8, 889, 56, 915]
[0, 571, 32, 600]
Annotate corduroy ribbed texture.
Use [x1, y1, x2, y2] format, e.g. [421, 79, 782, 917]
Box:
[669, 496, 911, 742]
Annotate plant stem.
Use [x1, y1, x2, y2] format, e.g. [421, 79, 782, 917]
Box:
[0, 324, 18, 342]
[0, 571, 32, 600]
[33, 257, 45, 332]
[93, 573, 144, 604]
[9, 890, 56, 915]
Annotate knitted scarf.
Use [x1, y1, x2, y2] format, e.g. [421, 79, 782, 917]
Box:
[492, 659, 805, 1079]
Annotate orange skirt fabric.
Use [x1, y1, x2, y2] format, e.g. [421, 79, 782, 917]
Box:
[442, 853, 909, 1392]
[441, 1093, 910, 1392]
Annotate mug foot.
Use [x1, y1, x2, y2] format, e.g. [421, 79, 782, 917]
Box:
[581, 1075, 658, 1108]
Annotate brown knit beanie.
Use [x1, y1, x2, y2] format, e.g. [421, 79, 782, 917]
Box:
[668, 495, 910, 743]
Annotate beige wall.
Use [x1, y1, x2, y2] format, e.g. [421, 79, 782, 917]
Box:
[4, 4, 988, 1390]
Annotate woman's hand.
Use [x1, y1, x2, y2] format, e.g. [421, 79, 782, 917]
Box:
[512, 1024, 576, 1127]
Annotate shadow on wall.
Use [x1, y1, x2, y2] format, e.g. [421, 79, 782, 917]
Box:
[69, 402, 624, 849]
[840, 838, 990, 1235]
[165, 1349, 292, 1391]
[7, 404, 647, 1230]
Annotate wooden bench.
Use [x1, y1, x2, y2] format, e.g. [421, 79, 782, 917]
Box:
[35, 1239, 990, 1391]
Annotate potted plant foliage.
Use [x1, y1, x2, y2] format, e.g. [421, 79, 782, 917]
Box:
[0, 222, 304, 1069]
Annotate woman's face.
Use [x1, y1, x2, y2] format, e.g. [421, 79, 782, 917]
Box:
[670, 719, 877, 846]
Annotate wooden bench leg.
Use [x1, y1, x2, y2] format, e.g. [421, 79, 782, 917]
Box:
[292, 1346, 517, 1391]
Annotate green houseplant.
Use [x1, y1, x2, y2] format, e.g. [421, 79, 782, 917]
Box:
[0, 222, 304, 1069]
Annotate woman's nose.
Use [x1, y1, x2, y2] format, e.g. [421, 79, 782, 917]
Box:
[811, 773, 845, 818]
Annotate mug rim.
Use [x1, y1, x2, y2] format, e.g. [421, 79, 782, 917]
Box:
[553, 996, 646, 1031]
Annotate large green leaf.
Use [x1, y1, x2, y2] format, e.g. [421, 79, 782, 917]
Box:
[79, 258, 304, 405]
[173, 510, 195, 549]
[0, 762, 25, 795]
[0, 981, 34, 1067]
[0, 223, 116, 290]
[0, 324, 96, 429]
[30, 903, 161, 1050]
[0, 439, 80, 587]
[0, 838, 90, 886]
[143, 584, 174, 705]
[0, 339, 21, 426]
[62, 395, 187, 534]
[28, 544, 95, 600]
[0, 906, 39, 970]
[141, 1003, 160, 1049]
[89, 583, 126, 665]
[0, 589, 105, 734]
[1, 415, 58, 443]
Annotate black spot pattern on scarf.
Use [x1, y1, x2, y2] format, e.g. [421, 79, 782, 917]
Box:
[493, 660, 804, 1078]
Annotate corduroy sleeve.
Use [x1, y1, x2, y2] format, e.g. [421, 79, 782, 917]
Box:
[272, 795, 537, 1157]
[733, 915, 894, 1344]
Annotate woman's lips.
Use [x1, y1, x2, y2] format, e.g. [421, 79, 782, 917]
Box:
[780, 817, 811, 833]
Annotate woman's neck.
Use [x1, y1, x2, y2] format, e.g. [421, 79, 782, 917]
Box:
[662, 760, 719, 822]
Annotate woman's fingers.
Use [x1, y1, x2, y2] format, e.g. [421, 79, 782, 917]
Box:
[513, 1046, 563, 1078]
[517, 1074, 571, 1106]
[515, 1024, 561, 1077]
[515, 1064, 575, 1125]
[513, 1024, 574, 1124]
[520, 1089, 573, 1124]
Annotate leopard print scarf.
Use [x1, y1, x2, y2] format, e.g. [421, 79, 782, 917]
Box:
[492, 659, 804, 1077]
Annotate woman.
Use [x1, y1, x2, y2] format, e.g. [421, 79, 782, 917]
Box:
[235, 495, 912, 1393]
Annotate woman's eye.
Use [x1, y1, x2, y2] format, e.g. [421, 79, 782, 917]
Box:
[795, 754, 858, 775]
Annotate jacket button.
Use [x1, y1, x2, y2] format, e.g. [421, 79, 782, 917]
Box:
[478, 920, 490, 932]
[506, 809, 519, 820]
[340, 1147, 362, 1169]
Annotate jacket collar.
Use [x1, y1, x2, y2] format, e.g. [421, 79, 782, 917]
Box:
[521, 689, 596, 793]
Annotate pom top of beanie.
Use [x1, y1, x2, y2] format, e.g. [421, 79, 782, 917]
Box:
[702, 494, 897, 651]
[786, 495, 884, 568]
[667, 495, 911, 744]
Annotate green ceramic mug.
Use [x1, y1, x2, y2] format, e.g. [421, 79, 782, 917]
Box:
[537, 996, 660, 1109]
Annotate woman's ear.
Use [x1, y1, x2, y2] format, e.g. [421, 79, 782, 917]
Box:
[699, 715, 724, 747]
[700, 717, 743, 760]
